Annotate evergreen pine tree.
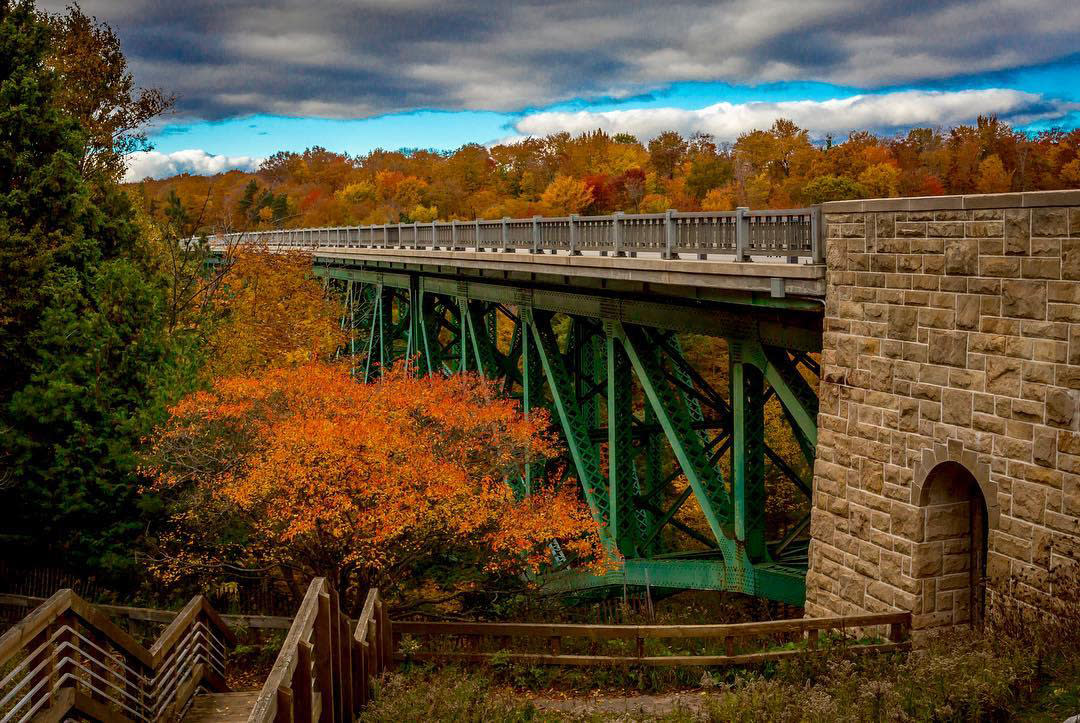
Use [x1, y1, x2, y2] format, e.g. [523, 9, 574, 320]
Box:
[0, 0, 183, 581]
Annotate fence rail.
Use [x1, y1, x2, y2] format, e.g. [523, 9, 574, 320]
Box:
[208, 207, 824, 263]
[0, 589, 235, 722]
[391, 612, 910, 668]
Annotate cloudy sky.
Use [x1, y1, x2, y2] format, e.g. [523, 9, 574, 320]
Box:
[39, 0, 1080, 181]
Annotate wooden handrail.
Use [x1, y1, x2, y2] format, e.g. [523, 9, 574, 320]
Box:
[391, 611, 912, 669]
[250, 580, 390, 722]
[392, 612, 911, 641]
[0, 589, 235, 722]
[1, 592, 295, 630]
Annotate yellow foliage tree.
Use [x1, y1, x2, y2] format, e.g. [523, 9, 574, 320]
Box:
[207, 246, 346, 376]
[541, 175, 593, 214]
[857, 162, 901, 198]
[975, 154, 1012, 194]
[409, 204, 439, 222]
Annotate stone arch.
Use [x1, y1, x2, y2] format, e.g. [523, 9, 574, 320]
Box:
[911, 441, 998, 528]
[911, 450, 993, 628]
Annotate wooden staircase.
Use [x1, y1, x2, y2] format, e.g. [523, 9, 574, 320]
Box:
[183, 691, 261, 722]
[0, 589, 236, 722]
[0, 580, 390, 722]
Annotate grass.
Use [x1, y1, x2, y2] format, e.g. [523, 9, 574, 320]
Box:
[362, 566, 1080, 721]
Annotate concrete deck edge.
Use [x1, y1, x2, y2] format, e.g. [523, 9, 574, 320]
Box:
[312, 248, 826, 280]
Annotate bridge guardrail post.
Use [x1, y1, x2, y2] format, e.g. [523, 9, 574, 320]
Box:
[613, 211, 625, 257]
[531, 216, 540, 254]
[413, 222, 419, 249]
[811, 205, 824, 264]
[502, 216, 511, 252]
[432, 220, 438, 250]
[736, 207, 750, 262]
[398, 223, 405, 249]
[569, 214, 580, 255]
[451, 219, 457, 250]
[664, 209, 679, 260]
[475, 219, 482, 252]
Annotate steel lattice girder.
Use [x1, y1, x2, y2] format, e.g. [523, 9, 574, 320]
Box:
[318, 264, 819, 604]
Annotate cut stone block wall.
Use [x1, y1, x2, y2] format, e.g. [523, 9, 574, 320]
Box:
[806, 190, 1080, 631]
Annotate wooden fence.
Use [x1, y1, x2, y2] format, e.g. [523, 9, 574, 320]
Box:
[392, 612, 911, 667]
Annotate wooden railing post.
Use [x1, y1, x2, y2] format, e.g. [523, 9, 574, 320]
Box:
[327, 590, 343, 721]
[338, 608, 353, 719]
[276, 687, 295, 723]
[294, 641, 314, 723]
[367, 616, 379, 677]
[313, 592, 333, 723]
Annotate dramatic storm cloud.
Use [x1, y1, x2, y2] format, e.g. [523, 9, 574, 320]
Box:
[37, 0, 1080, 121]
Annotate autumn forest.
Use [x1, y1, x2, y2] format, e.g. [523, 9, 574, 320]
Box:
[137, 118, 1080, 234]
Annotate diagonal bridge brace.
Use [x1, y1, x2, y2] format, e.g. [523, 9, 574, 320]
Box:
[611, 322, 732, 547]
[524, 308, 615, 551]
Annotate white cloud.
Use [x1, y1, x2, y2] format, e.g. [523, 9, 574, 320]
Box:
[511, 89, 1074, 142]
[124, 149, 263, 182]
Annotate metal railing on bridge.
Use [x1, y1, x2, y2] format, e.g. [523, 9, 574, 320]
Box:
[210, 206, 824, 263]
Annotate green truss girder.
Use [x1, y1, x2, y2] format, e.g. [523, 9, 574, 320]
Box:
[731, 346, 768, 561]
[525, 309, 616, 551]
[316, 262, 821, 605]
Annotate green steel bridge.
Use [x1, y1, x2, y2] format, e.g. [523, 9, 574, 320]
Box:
[211, 208, 826, 605]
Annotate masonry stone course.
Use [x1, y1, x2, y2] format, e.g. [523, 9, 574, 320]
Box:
[807, 191, 1080, 631]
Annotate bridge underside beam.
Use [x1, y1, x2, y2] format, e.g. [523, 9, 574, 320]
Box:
[318, 263, 820, 605]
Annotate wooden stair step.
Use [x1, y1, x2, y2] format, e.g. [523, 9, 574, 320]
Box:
[183, 691, 261, 722]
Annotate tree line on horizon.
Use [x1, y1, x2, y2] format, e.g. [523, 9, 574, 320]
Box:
[136, 117, 1080, 233]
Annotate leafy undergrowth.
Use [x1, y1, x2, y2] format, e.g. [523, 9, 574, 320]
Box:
[362, 625, 1080, 722]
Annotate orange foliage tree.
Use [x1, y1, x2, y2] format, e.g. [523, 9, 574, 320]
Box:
[142, 362, 604, 613]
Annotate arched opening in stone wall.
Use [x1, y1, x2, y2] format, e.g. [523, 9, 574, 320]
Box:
[916, 461, 989, 628]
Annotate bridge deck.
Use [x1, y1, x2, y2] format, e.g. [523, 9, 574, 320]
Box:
[314, 247, 826, 303]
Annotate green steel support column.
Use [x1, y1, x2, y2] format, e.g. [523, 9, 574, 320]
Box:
[639, 349, 664, 556]
[606, 329, 638, 558]
[457, 299, 470, 372]
[525, 309, 614, 550]
[522, 315, 544, 495]
[614, 323, 731, 546]
[363, 283, 384, 383]
[730, 342, 768, 561]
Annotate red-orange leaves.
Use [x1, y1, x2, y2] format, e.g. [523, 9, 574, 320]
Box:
[144, 361, 605, 595]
